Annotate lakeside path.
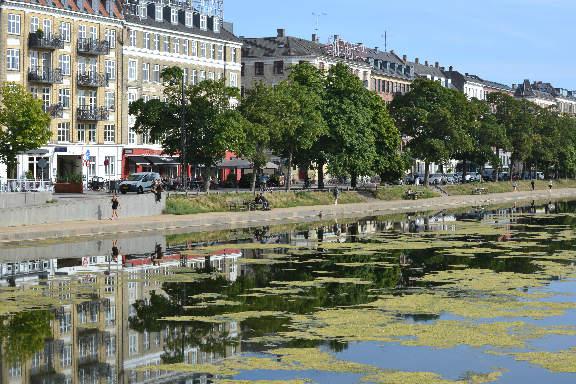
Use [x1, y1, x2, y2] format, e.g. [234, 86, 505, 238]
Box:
[2, 188, 576, 243]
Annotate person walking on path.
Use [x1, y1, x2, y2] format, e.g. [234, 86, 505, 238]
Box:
[512, 179, 518, 192]
[549, 180, 553, 191]
[333, 187, 340, 205]
[531, 180, 535, 191]
[154, 180, 163, 203]
[110, 193, 120, 220]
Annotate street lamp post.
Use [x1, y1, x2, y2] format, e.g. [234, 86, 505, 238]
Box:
[181, 75, 188, 189]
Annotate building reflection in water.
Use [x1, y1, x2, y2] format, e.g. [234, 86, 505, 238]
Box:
[0, 247, 242, 384]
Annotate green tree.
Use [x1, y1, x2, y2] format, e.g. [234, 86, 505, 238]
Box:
[389, 78, 462, 186]
[269, 67, 327, 190]
[130, 67, 247, 191]
[0, 310, 53, 364]
[238, 83, 274, 192]
[0, 83, 52, 178]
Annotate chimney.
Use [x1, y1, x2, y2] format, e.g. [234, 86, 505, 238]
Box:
[277, 29, 285, 37]
[425, 60, 429, 66]
[79, 0, 84, 11]
[449, 66, 453, 72]
[390, 49, 395, 54]
[374, 46, 379, 51]
[415, 58, 419, 64]
[312, 33, 317, 42]
[403, 54, 407, 63]
[435, 62, 439, 68]
[440, 66, 445, 71]
[512, 84, 517, 89]
[91, 0, 98, 14]
[465, 72, 469, 76]
[105, 0, 112, 15]
[334, 34, 339, 41]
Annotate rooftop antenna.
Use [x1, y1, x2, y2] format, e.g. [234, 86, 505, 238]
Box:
[381, 31, 388, 51]
[312, 12, 328, 40]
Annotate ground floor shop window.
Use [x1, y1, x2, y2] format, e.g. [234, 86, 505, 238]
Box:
[105, 156, 115, 176]
[87, 156, 96, 177]
[28, 156, 50, 180]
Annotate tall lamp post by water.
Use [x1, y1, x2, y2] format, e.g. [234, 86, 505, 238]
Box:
[181, 74, 188, 189]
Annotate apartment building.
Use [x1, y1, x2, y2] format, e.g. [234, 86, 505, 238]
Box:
[0, 0, 124, 182]
[515, 79, 576, 115]
[120, 0, 242, 178]
[366, 49, 415, 105]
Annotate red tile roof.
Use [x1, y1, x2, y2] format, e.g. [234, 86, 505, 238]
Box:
[99, 2, 109, 16]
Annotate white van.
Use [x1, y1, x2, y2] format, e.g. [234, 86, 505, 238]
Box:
[119, 172, 161, 194]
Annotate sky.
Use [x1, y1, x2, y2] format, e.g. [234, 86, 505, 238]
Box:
[224, 0, 576, 89]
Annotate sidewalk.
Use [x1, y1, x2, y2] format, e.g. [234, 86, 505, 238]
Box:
[1, 188, 575, 243]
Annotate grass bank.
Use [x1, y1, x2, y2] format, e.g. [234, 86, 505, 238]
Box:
[165, 191, 366, 215]
[443, 179, 576, 196]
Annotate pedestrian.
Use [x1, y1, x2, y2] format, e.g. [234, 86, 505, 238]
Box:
[548, 179, 553, 191]
[111, 240, 121, 262]
[531, 179, 535, 191]
[110, 193, 120, 220]
[512, 179, 518, 192]
[154, 180, 163, 203]
[333, 187, 340, 205]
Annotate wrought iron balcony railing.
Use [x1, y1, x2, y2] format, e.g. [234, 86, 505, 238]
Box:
[76, 106, 109, 121]
[28, 32, 64, 50]
[43, 103, 64, 118]
[77, 38, 110, 55]
[77, 72, 109, 87]
[28, 68, 63, 84]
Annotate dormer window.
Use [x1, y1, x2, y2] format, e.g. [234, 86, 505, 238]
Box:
[138, 3, 147, 18]
[200, 14, 207, 30]
[185, 11, 193, 27]
[170, 8, 178, 24]
[155, 4, 162, 21]
[213, 17, 220, 32]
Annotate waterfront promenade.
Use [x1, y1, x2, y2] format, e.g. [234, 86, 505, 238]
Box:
[2, 188, 576, 243]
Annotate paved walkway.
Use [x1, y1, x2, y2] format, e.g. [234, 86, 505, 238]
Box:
[2, 188, 575, 243]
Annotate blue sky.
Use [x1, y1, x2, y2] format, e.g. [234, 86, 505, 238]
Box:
[225, 0, 576, 89]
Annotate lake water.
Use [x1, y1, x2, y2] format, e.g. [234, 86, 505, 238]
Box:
[1, 200, 576, 384]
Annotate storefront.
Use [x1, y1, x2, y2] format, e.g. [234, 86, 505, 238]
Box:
[122, 148, 180, 179]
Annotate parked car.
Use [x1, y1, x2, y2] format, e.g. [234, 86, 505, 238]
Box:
[445, 174, 456, 184]
[481, 169, 496, 181]
[465, 172, 481, 182]
[428, 174, 445, 185]
[119, 172, 161, 194]
[498, 172, 510, 181]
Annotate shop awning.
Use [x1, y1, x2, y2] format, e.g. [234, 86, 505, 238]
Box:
[217, 158, 252, 169]
[126, 156, 151, 166]
[20, 149, 49, 155]
[145, 156, 180, 166]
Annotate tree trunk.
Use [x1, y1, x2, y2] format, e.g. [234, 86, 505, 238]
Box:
[351, 173, 357, 189]
[462, 160, 466, 183]
[495, 148, 500, 182]
[317, 159, 325, 190]
[251, 166, 257, 193]
[203, 167, 211, 192]
[285, 153, 293, 191]
[424, 162, 430, 187]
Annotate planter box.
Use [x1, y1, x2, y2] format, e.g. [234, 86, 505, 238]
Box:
[54, 183, 83, 194]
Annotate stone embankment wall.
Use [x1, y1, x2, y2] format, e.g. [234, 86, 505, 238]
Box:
[0, 192, 54, 209]
[0, 194, 165, 228]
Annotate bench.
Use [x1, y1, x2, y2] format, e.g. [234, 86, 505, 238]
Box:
[247, 201, 271, 211]
[405, 191, 425, 200]
[228, 200, 248, 211]
[472, 187, 487, 195]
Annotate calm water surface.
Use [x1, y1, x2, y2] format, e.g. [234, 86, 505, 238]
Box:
[2, 201, 576, 384]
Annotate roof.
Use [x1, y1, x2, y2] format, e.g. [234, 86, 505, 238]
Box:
[515, 79, 557, 101]
[124, 14, 242, 43]
[483, 80, 513, 92]
[9, 0, 124, 19]
[365, 48, 414, 81]
[408, 61, 446, 79]
[242, 36, 326, 58]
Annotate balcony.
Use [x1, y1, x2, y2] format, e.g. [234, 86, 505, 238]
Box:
[77, 72, 109, 87]
[77, 38, 110, 55]
[77, 106, 109, 121]
[43, 103, 64, 118]
[28, 69, 63, 84]
[28, 32, 64, 50]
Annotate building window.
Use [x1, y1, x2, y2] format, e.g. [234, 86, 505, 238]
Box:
[59, 54, 70, 76]
[88, 124, 96, 143]
[104, 155, 115, 175]
[273, 61, 284, 75]
[183, 68, 188, 83]
[200, 14, 207, 30]
[59, 88, 70, 109]
[182, 39, 189, 55]
[105, 29, 116, 48]
[255, 62, 264, 76]
[104, 124, 116, 143]
[58, 122, 70, 142]
[230, 73, 238, 87]
[43, 19, 51, 36]
[138, 3, 147, 18]
[217, 44, 224, 60]
[199, 70, 206, 82]
[129, 334, 138, 355]
[128, 128, 136, 144]
[8, 14, 20, 35]
[142, 63, 150, 82]
[173, 37, 180, 54]
[129, 30, 137, 47]
[153, 64, 160, 82]
[164, 36, 170, 52]
[105, 92, 115, 111]
[128, 59, 137, 81]
[214, 16, 220, 32]
[155, 4, 163, 21]
[42, 87, 50, 109]
[191, 41, 198, 56]
[191, 69, 197, 85]
[241, 63, 244, 76]
[9, 362, 22, 378]
[153, 33, 160, 50]
[200, 42, 206, 57]
[59, 312, 71, 333]
[185, 11, 193, 27]
[105, 60, 115, 80]
[143, 32, 150, 49]
[7, 49, 20, 71]
[59, 22, 70, 42]
[231, 47, 237, 62]
[78, 24, 86, 39]
[208, 72, 215, 81]
[210, 43, 215, 59]
[77, 124, 85, 142]
[61, 345, 72, 368]
[170, 8, 178, 24]
[106, 336, 116, 356]
[30, 16, 39, 33]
